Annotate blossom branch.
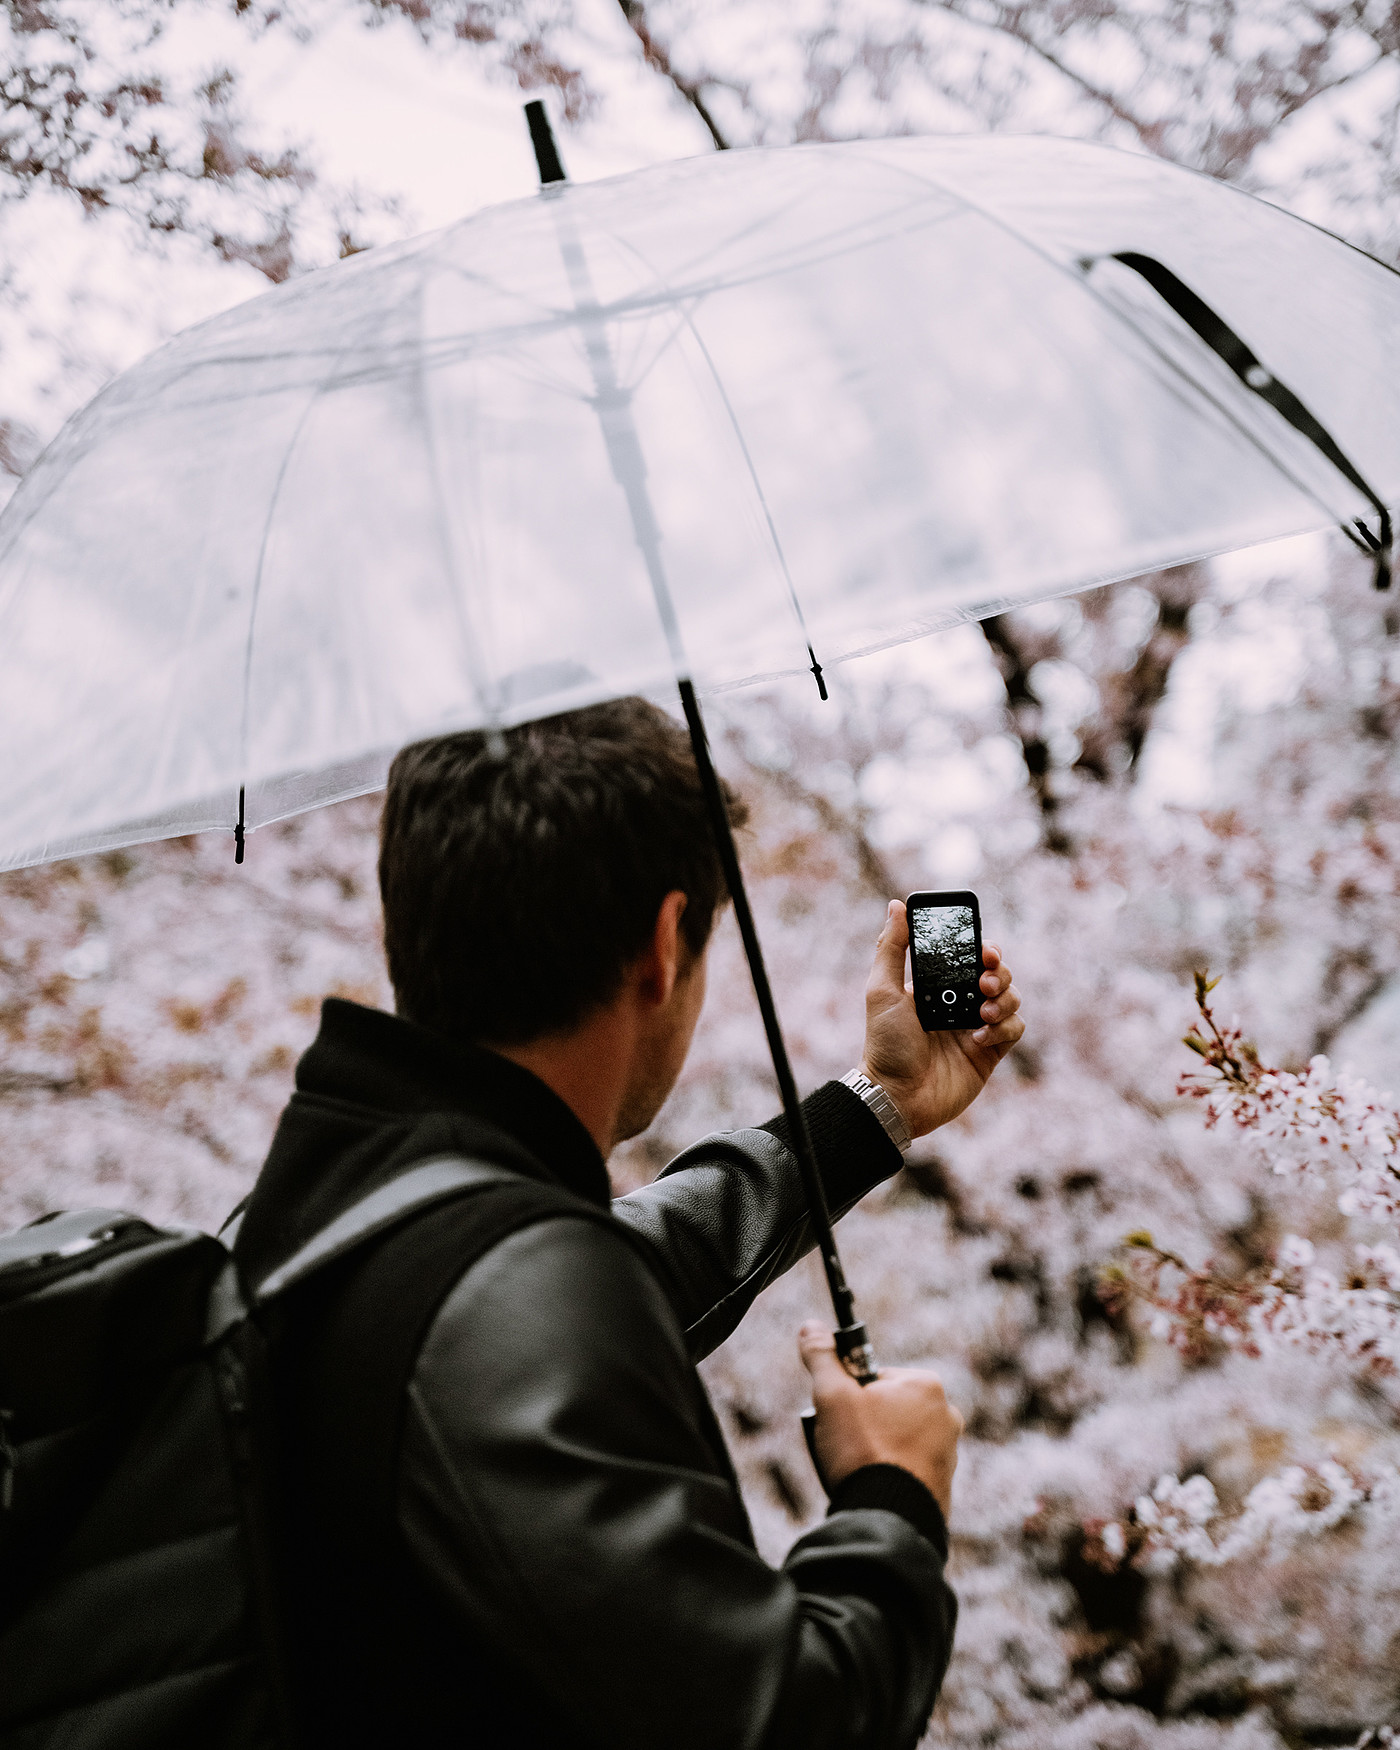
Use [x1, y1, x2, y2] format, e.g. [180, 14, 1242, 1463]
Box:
[1107, 976, 1400, 1372]
[1080, 1458, 1398, 1575]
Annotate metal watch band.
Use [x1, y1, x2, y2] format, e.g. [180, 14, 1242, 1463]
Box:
[839, 1068, 912, 1154]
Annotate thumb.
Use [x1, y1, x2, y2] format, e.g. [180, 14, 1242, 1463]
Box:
[868, 899, 909, 999]
[798, 1322, 855, 1399]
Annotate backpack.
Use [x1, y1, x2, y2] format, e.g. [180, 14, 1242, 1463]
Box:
[0, 1155, 589, 1750]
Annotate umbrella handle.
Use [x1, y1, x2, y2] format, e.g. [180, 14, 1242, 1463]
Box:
[800, 1409, 828, 1494]
[800, 1328, 883, 1497]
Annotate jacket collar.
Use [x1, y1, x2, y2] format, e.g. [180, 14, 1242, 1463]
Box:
[294, 998, 611, 1210]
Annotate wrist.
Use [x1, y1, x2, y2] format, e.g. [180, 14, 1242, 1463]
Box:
[828, 1463, 950, 1548]
[841, 1067, 912, 1153]
[858, 1062, 928, 1142]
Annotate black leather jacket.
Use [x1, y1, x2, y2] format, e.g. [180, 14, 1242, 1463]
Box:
[235, 1000, 957, 1750]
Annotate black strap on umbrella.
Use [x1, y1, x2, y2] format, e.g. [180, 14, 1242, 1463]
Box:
[1099, 252, 1392, 590]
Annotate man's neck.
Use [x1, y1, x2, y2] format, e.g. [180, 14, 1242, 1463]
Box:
[489, 1003, 634, 1158]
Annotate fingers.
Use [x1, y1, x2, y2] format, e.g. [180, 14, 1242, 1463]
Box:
[973, 1001, 1024, 1052]
[866, 900, 910, 1004]
[979, 952, 1012, 1000]
[798, 1322, 859, 1400]
[977, 978, 1020, 1027]
[973, 958, 1022, 1047]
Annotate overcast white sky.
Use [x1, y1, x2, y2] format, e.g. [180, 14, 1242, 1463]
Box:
[234, 0, 710, 224]
[0, 0, 711, 448]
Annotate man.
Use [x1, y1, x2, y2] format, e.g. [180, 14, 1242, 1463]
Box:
[234, 697, 1023, 1750]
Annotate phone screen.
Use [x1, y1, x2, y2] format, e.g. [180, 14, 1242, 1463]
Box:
[911, 904, 979, 987]
[907, 892, 984, 1031]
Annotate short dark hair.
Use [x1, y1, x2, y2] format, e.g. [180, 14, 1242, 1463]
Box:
[379, 697, 748, 1045]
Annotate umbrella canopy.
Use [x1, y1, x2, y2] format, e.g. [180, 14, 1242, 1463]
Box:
[2, 133, 1399, 869]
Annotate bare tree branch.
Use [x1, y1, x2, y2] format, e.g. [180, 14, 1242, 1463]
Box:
[1313, 953, 1391, 1057]
[615, 0, 730, 149]
[978, 614, 1070, 851]
[1075, 566, 1206, 779]
[950, 6, 1164, 152]
[723, 721, 897, 898]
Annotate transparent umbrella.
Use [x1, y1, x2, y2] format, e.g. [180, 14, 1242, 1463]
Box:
[3, 114, 1398, 1369]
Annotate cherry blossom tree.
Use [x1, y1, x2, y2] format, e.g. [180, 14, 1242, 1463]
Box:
[1083, 975, 1400, 1591]
[5, 3, 1400, 1744]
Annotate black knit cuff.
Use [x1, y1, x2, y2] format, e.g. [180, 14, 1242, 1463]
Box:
[760, 1080, 902, 1215]
[828, 1463, 949, 1556]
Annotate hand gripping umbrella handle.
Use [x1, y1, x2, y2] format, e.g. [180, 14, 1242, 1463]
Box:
[800, 1328, 881, 1498]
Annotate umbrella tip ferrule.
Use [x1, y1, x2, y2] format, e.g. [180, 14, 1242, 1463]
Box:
[808, 649, 828, 701]
[234, 785, 245, 865]
[1355, 514, 1393, 590]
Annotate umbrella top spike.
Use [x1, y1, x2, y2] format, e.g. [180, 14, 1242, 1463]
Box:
[525, 101, 567, 187]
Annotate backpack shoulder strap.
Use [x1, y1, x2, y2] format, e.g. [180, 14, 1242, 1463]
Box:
[264, 1167, 629, 1743]
[275, 1162, 606, 1601]
[249, 1155, 519, 1303]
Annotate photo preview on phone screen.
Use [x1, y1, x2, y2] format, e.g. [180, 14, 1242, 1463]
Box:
[911, 907, 977, 985]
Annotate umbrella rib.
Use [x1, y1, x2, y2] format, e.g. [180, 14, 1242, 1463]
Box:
[191, 203, 963, 407]
[407, 204, 968, 379]
[844, 143, 1384, 558]
[234, 326, 372, 850]
[583, 175, 957, 315]
[429, 187, 926, 324]
[413, 273, 505, 728]
[687, 321, 827, 696]
[594, 225, 831, 699]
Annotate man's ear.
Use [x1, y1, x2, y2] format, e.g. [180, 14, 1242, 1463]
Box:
[636, 890, 689, 1007]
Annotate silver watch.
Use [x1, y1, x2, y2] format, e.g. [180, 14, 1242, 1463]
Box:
[839, 1068, 912, 1154]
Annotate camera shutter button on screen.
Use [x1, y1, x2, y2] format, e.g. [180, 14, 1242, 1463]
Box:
[942, 989, 957, 1004]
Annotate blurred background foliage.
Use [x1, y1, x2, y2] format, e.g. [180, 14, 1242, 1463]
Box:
[3, 2, 1400, 1742]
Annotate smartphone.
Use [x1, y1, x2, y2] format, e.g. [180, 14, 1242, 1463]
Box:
[907, 890, 984, 1032]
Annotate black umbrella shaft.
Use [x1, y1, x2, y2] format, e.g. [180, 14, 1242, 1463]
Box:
[524, 102, 874, 1382]
[678, 681, 875, 1379]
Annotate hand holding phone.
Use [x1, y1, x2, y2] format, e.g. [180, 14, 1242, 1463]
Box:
[857, 895, 1021, 1140]
[907, 890, 983, 1031]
